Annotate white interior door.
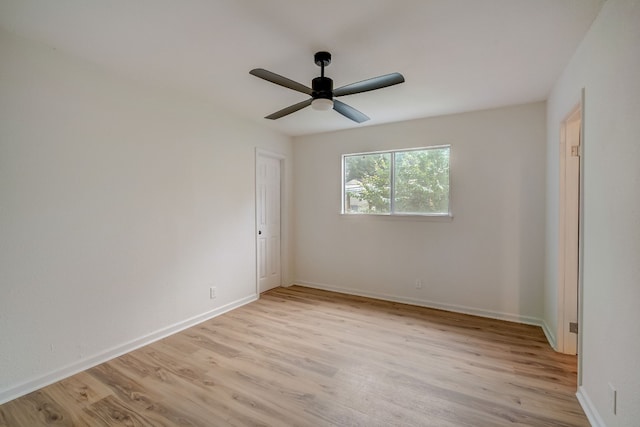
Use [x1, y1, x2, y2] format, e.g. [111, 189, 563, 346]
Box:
[256, 152, 281, 293]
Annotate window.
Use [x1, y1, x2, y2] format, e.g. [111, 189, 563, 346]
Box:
[342, 146, 450, 216]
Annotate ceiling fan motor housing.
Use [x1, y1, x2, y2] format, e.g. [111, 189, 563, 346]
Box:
[312, 77, 333, 100]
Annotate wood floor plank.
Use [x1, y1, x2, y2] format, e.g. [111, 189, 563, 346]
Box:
[0, 286, 588, 426]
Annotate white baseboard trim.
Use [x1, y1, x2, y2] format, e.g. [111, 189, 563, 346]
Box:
[0, 294, 258, 405]
[295, 281, 545, 328]
[541, 319, 557, 351]
[576, 386, 606, 427]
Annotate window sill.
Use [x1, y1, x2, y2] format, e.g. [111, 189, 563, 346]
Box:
[339, 213, 453, 222]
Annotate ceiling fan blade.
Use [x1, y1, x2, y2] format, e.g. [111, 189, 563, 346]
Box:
[265, 99, 313, 120]
[250, 68, 313, 95]
[333, 72, 405, 97]
[333, 100, 370, 123]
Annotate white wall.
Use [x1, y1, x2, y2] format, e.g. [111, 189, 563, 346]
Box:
[293, 103, 546, 325]
[0, 30, 293, 403]
[545, 0, 640, 425]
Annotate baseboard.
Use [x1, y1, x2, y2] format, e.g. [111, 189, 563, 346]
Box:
[576, 386, 606, 427]
[0, 294, 258, 405]
[295, 281, 545, 328]
[541, 319, 558, 350]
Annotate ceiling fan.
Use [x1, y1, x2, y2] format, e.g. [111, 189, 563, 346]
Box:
[250, 51, 405, 123]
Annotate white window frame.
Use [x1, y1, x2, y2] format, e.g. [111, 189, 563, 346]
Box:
[341, 145, 452, 218]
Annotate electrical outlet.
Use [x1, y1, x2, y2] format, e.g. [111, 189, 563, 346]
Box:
[415, 279, 423, 289]
[608, 383, 617, 415]
[210, 287, 217, 299]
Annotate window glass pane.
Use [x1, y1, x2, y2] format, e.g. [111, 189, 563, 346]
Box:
[394, 147, 450, 214]
[344, 153, 391, 214]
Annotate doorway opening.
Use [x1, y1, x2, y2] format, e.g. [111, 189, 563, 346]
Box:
[557, 100, 583, 362]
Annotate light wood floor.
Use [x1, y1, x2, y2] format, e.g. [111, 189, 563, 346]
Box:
[0, 286, 588, 426]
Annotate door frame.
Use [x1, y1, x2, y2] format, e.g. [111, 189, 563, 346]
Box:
[576, 89, 586, 386]
[557, 89, 585, 381]
[255, 148, 285, 296]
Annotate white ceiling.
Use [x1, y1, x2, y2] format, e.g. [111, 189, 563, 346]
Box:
[0, 0, 604, 136]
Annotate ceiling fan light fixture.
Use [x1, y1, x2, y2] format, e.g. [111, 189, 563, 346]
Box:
[311, 98, 334, 111]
